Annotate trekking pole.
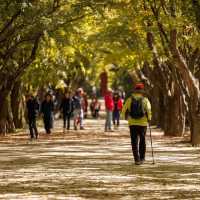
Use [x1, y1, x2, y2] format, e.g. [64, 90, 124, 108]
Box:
[148, 123, 155, 164]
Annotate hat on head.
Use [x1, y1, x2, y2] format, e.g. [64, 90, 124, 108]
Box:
[107, 88, 113, 93]
[134, 83, 144, 90]
[77, 88, 84, 94]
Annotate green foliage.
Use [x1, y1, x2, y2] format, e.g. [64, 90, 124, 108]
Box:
[1, 0, 200, 93]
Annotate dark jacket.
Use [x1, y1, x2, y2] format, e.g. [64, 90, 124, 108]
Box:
[60, 97, 73, 115]
[41, 100, 54, 117]
[26, 98, 39, 119]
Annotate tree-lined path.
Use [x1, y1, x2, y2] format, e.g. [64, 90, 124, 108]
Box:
[2, 1, 200, 199]
[0, 119, 200, 200]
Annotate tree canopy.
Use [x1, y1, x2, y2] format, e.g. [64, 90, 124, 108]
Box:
[1, 0, 200, 145]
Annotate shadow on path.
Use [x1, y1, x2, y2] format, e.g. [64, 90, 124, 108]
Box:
[0, 119, 199, 200]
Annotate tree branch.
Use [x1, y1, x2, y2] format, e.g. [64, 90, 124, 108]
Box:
[13, 33, 42, 80]
[0, 10, 21, 37]
[170, 29, 200, 102]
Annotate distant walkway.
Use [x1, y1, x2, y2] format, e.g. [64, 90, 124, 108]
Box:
[0, 119, 199, 199]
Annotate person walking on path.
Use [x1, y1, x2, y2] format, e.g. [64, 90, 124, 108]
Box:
[122, 83, 152, 165]
[26, 94, 39, 140]
[73, 88, 85, 130]
[41, 93, 54, 134]
[60, 91, 73, 132]
[90, 96, 101, 118]
[104, 88, 114, 132]
[113, 92, 123, 128]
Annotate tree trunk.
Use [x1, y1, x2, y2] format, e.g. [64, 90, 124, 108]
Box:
[7, 96, 15, 133]
[100, 71, 108, 96]
[0, 95, 9, 135]
[158, 92, 165, 130]
[150, 85, 161, 126]
[0, 89, 15, 134]
[164, 94, 185, 136]
[191, 113, 200, 146]
[170, 29, 200, 144]
[11, 81, 24, 129]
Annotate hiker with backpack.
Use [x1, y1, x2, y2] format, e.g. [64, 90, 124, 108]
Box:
[104, 88, 114, 132]
[113, 92, 123, 128]
[60, 91, 73, 132]
[73, 88, 85, 130]
[26, 94, 39, 140]
[41, 93, 54, 134]
[122, 83, 152, 165]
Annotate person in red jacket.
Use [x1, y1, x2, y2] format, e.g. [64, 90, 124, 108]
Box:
[113, 92, 123, 127]
[104, 88, 114, 132]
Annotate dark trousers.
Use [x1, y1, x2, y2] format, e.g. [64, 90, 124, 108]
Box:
[28, 117, 38, 139]
[94, 109, 99, 118]
[63, 113, 71, 129]
[113, 110, 120, 126]
[43, 115, 53, 134]
[92, 109, 99, 118]
[129, 125, 147, 162]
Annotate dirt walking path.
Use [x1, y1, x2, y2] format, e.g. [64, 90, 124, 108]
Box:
[0, 119, 200, 200]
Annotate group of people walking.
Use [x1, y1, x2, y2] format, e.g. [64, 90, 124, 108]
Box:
[104, 89, 123, 132]
[26, 88, 87, 139]
[26, 83, 152, 166]
[26, 87, 125, 139]
[26, 93, 55, 139]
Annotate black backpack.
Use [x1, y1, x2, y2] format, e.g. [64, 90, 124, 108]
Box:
[73, 96, 81, 110]
[129, 97, 146, 119]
